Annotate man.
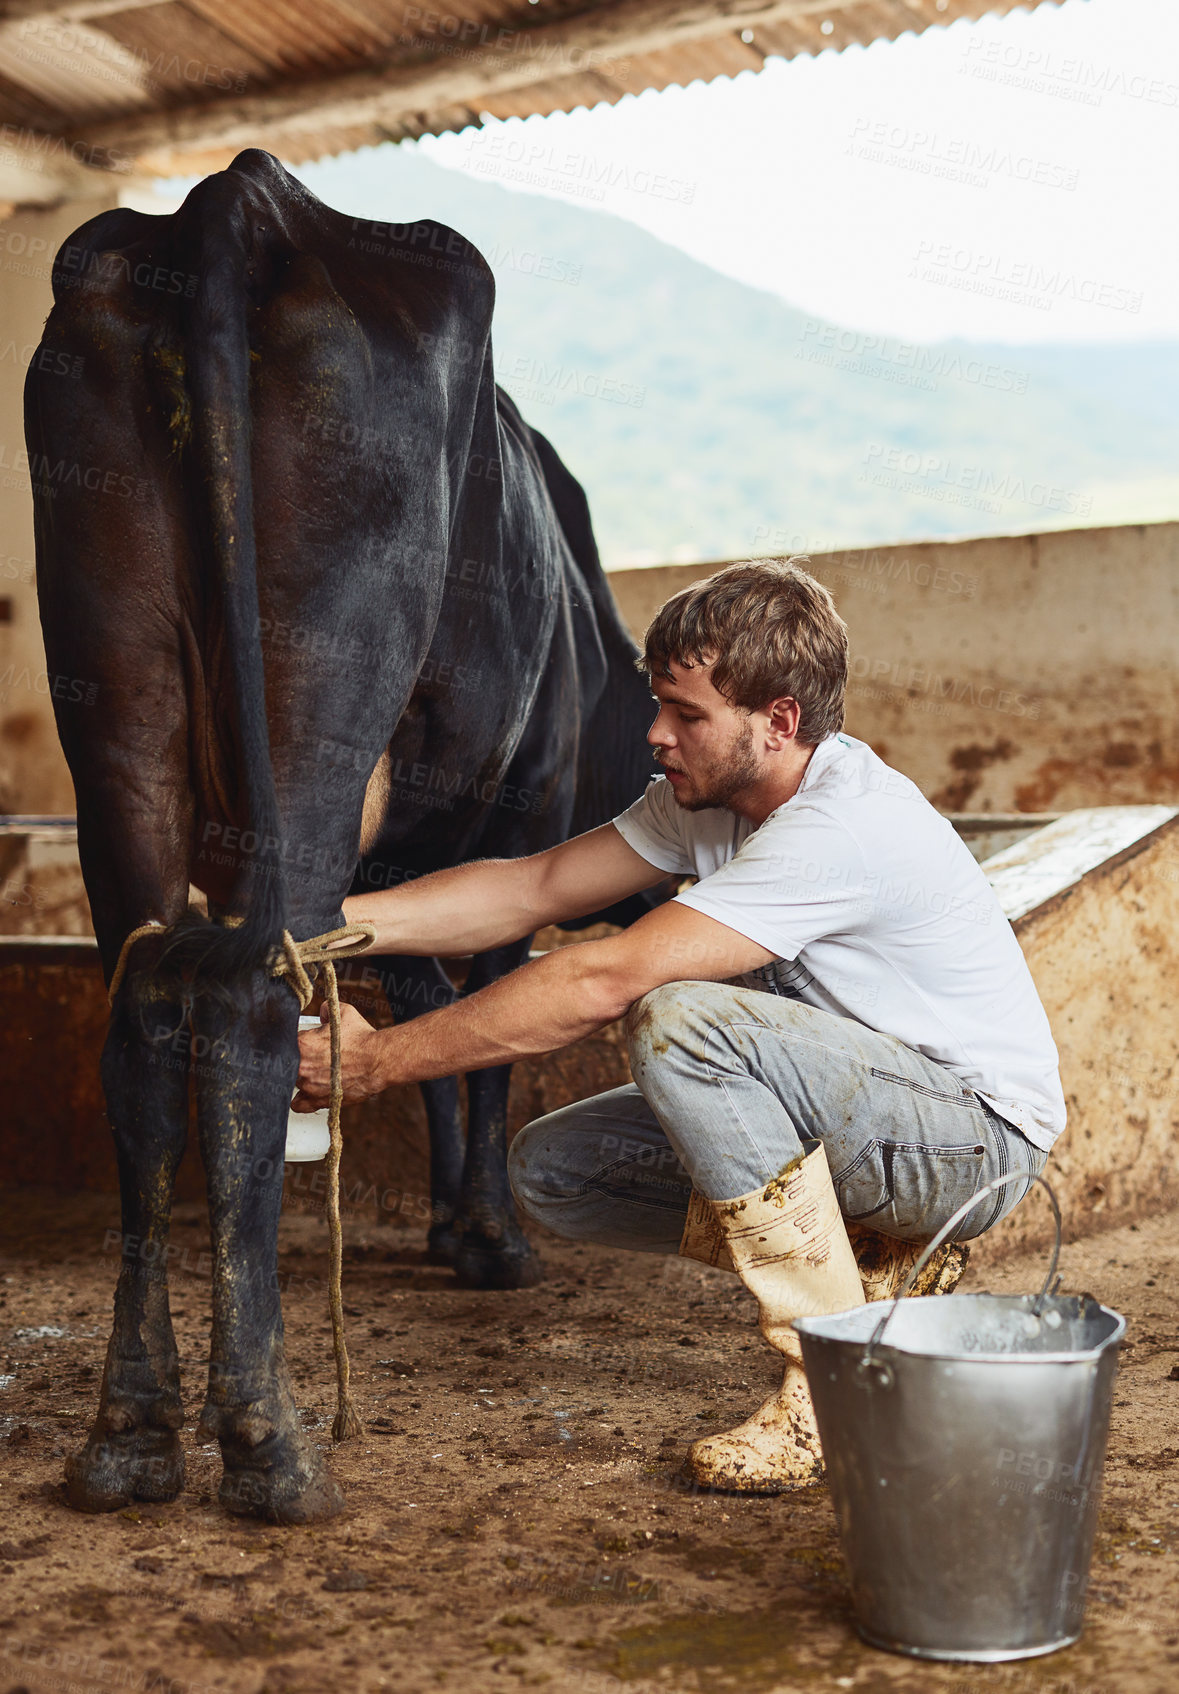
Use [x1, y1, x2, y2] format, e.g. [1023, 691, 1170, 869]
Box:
[295, 557, 1064, 1492]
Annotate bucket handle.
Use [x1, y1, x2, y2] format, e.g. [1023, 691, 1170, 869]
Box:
[855, 1171, 1062, 1389]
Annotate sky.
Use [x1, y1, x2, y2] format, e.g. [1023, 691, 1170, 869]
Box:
[378, 0, 1179, 345]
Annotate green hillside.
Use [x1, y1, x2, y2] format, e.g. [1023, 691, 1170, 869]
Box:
[300, 148, 1179, 567]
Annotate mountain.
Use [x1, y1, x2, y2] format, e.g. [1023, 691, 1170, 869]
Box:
[299, 147, 1179, 567]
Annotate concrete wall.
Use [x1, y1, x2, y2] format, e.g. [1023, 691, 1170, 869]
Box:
[0, 820, 91, 934]
[987, 812, 1179, 1261]
[608, 523, 1179, 813]
[0, 195, 118, 815]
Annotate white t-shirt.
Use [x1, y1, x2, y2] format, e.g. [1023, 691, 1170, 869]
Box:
[612, 732, 1065, 1151]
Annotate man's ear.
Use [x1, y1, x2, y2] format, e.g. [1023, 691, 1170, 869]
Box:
[765, 696, 802, 746]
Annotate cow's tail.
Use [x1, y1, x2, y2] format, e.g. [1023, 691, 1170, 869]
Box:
[157, 207, 288, 1000]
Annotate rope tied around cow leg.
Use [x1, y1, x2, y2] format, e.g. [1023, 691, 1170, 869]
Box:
[107, 919, 167, 1004]
[107, 914, 378, 1446]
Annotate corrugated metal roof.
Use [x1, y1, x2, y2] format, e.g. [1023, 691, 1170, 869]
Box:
[0, 0, 1063, 203]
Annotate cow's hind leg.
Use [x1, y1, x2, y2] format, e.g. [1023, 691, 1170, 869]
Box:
[420, 1073, 465, 1264]
[452, 941, 543, 1291]
[66, 935, 188, 1511]
[364, 954, 465, 1262]
[396, 957, 468, 1261]
[193, 975, 344, 1524]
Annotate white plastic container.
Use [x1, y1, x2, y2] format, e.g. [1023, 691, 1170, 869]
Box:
[285, 1014, 331, 1163]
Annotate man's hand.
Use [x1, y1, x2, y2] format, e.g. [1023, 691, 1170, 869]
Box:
[293, 1004, 388, 1110]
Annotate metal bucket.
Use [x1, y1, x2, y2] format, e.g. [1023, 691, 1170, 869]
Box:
[794, 1174, 1125, 1663]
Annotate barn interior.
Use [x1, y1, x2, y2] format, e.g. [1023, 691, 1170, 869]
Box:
[2, 3, 1178, 1692]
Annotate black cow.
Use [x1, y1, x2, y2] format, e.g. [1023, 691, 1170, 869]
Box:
[25, 148, 660, 1522]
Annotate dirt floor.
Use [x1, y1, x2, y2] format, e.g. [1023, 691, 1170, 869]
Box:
[1, 1183, 1177, 1694]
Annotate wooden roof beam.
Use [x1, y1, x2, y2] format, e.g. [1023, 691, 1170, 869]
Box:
[67, 0, 896, 161]
[0, 1, 161, 19]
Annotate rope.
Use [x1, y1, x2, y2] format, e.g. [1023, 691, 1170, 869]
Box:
[108, 913, 377, 1446]
[270, 923, 376, 1444]
[321, 956, 359, 1441]
[107, 920, 166, 1004]
[268, 923, 377, 1009]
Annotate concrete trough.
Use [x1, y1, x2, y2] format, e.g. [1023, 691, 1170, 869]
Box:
[1, 806, 1175, 1261]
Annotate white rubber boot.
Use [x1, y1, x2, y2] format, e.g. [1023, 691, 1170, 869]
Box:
[681, 1189, 971, 1299]
[678, 1189, 736, 1272]
[681, 1144, 865, 1494]
[844, 1220, 971, 1303]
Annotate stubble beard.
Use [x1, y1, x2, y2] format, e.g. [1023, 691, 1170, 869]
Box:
[670, 718, 761, 813]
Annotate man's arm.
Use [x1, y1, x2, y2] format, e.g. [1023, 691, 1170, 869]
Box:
[341, 822, 664, 957]
[295, 898, 777, 1108]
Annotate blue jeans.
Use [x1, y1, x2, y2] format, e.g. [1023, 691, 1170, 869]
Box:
[509, 982, 1048, 1254]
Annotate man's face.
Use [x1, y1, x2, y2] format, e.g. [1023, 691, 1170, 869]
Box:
[647, 659, 762, 812]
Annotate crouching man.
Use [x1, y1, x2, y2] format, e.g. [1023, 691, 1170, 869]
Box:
[296, 558, 1064, 1493]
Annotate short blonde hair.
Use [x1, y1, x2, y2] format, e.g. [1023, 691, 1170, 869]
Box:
[639, 557, 847, 745]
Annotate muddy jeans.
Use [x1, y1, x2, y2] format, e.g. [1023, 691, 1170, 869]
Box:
[508, 981, 1049, 1253]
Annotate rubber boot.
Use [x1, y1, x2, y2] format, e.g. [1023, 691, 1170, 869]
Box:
[678, 1189, 736, 1272]
[681, 1189, 970, 1300]
[681, 1144, 864, 1494]
[844, 1220, 971, 1303]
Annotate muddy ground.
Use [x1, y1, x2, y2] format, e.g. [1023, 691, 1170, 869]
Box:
[1, 1185, 1177, 1694]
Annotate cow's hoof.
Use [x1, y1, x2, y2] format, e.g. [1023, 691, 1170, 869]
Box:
[453, 1226, 543, 1290]
[219, 1431, 346, 1525]
[64, 1425, 185, 1513]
